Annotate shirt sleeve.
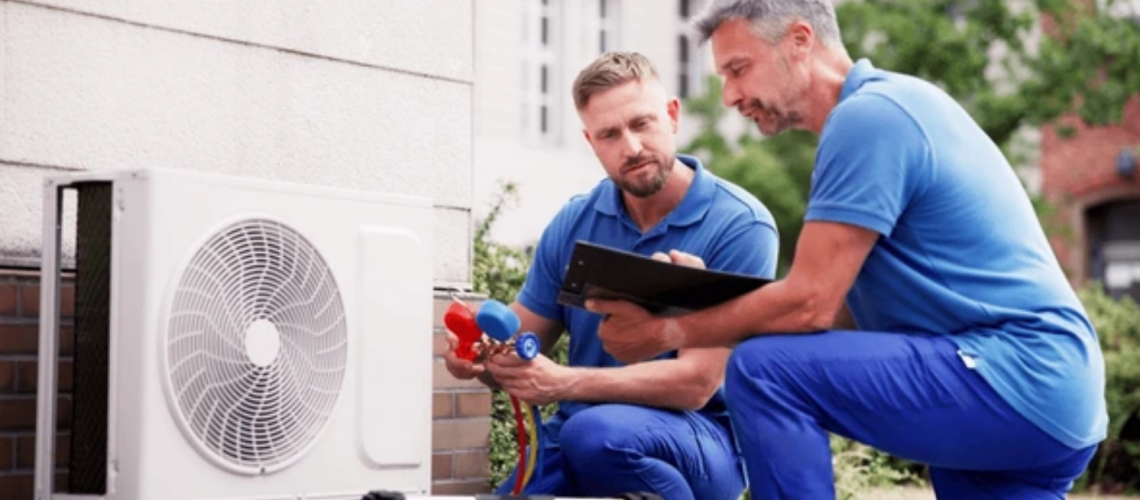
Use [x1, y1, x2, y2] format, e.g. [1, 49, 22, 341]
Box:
[705, 220, 780, 280]
[514, 202, 580, 321]
[807, 92, 931, 236]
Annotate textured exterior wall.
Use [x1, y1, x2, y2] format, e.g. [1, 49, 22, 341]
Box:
[0, 0, 474, 284]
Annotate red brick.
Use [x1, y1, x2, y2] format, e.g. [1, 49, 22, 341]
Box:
[431, 479, 490, 495]
[433, 392, 453, 419]
[453, 451, 490, 478]
[455, 392, 492, 418]
[432, 418, 490, 451]
[18, 284, 37, 318]
[0, 325, 73, 356]
[432, 453, 452, 480]
[0, 437, 12, 469]
[16, 361, 73, 394]
[433, 332, 449, 357]
[18, 284, 74, 319]
[0, 362, 14, 393]
[433, 362, 485, 390]
[16, 434, 68, 468]
[0, 325, 38, 355]
[1040, 97, 1140, 285]
[0, 473, 33, 500]
[0, 284, 17, 317]
[0, 397, 71, 431]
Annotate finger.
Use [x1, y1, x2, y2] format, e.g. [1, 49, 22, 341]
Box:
[650, 251, 671, 263]
[585, 298, 636, 316]
[669, 250, 706, 269]
[445, 332, 459, 350]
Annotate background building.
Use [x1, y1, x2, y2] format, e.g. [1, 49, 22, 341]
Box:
[473, 0, 733, 248]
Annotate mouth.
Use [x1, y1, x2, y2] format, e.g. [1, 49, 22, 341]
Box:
[622, 160, 654, 175]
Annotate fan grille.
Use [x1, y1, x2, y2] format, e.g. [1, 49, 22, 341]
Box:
[165, 219, 347, 474]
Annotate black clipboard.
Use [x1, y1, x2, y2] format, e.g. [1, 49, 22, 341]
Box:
[557, 241, 771, 316]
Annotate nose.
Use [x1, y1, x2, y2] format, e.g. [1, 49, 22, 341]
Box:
[721, 78, 742, 109]
[621, 132, 643, 158]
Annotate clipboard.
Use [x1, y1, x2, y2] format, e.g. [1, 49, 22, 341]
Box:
[556, 240, 771, 316]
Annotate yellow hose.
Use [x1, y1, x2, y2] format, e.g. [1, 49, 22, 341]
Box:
[522, 404, 539, 488]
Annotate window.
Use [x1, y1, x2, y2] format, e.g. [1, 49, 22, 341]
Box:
[523, 0, 561, 144]
[1088, 199, 1140, 303]
[678, 35, 690, 98]
[597, 0, 620, 54]
[677, 0, 704, 99]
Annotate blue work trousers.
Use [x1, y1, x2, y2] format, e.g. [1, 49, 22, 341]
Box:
[494, 403, 745, 500]
[726, 330, 1098, 500]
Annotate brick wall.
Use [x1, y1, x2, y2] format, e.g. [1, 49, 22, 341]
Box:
[431, 295, 494, 495]
[0, 269, 493, 499]
[1039, 98, 1140, 282]
[0, 270, 74, 500]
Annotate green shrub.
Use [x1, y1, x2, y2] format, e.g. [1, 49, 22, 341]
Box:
[469, 182, 564, 487]
[1073, 284, 1140, 493]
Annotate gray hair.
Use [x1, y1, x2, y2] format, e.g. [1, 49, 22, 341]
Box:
[691, 0, 842, 48]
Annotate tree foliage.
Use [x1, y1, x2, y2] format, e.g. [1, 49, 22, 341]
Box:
[683, 0, 1140, 272]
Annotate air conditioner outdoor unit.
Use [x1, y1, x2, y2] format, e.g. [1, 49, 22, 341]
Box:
[34, 169, 434, 500]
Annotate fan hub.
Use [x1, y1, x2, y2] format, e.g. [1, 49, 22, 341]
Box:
[245, 319, 281, 368]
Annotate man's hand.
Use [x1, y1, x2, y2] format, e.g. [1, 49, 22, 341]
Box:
[442, 331, 485, 380]
[651, 250, 705, 269]
[588, 249, 701, 363]
[589, 301, 687, 363]
[485, 352, 573, 406]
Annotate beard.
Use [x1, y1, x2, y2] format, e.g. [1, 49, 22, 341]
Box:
[741, 98, 802, 137]
[615, 152, 673, 198]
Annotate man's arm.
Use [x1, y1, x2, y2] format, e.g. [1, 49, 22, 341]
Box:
[592, 221, 878, 362]
[557, 347, 730, 411]
[488, 300, 728, 410]
[689, 220, 877, 340]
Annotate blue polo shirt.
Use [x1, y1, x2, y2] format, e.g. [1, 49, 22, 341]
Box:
[518, 154, 779, 435]
[809, 59, 1107, 449]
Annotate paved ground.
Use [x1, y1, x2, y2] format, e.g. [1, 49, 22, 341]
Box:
[868, 487, 1133, 499]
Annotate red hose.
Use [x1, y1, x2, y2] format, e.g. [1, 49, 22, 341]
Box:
[509, 396, 527, 494]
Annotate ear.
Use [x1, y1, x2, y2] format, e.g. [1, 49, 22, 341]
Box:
[666, 97, 681, 134]
[785, 20, 815, 59]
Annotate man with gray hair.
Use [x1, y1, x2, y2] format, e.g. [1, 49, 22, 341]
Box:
[589, 1, 1107, 499]
[444, 51, 779, 499]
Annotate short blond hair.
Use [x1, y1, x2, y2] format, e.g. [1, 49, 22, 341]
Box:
[572, 51, 660, 110]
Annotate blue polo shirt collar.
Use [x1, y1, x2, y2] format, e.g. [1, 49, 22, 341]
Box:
[840, 58, 877, 103]
[594, 154, 715, 228]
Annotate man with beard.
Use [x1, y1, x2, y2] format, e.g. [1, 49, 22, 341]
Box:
[442, 51, 778, 500]
[588, 2, 1108, 499]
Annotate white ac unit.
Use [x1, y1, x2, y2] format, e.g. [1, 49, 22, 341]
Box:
[34, 169, 434, 500]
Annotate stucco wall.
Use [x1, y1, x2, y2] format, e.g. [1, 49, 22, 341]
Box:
[0, 0, 474, 285]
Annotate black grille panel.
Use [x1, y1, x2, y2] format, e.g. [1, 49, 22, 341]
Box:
[69, 182, 112, 494]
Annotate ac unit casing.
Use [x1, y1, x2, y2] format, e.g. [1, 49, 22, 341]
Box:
[35, 169, 434, 500]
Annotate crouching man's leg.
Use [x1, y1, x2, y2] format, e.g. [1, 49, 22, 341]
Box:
[725, 330, 1097, 500]
[558, 404, 745, 500]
